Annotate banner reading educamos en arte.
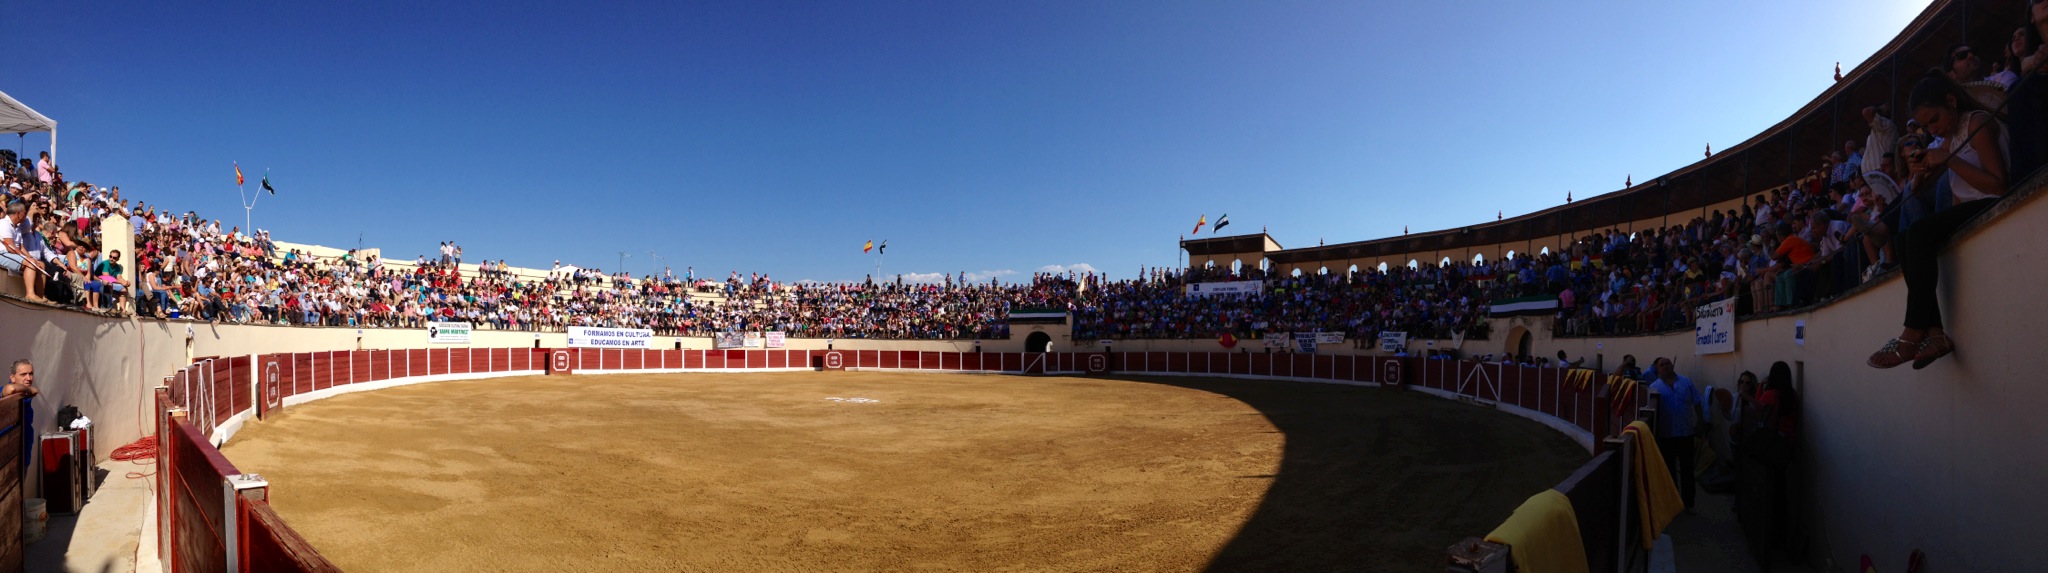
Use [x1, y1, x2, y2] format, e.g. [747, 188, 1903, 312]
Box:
[567, 326, 655, 349]
[1694, 297, 1736, 355]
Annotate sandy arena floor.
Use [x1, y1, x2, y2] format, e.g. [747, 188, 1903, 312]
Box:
[218, 372, 1584, 572]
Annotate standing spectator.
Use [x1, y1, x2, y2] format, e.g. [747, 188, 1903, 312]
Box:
[1870, 71, 2010, 369]
[1948, 44, 1985, 83]
[34, 152, 55, 185]
[1650, 357, 1702, 509]
[1739, 361, 1802, 566]
[2007, 3, 2048, 181]
[1989, 26, 2029, 89]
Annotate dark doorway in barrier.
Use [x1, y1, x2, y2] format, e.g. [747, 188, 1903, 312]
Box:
[1025, 331, 1052, 353]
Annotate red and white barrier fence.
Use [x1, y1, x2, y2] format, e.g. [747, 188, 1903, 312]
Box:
[151, 346, 1633, 571]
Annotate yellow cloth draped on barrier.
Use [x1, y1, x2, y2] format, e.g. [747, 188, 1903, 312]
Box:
[1622, 420, 1685, 548]
[1484, 488, 1588, 573]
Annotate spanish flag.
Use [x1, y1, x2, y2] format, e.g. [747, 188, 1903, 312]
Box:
[1192, 214, 1207, 234]
[863, 240, 874, 254]
[235, 162, 245, 186]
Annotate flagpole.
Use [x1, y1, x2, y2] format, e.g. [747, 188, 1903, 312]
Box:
[235, 162, 249, 234]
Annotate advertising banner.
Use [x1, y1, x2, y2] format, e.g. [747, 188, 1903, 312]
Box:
[766, 332, 786, 349]
[1694, 297, 1737, 355]
[1314, 332, 1345, 344]
[1293, 332, 1318, 353]
[744, 332, 763, 348]
[1263, 333, 1291, 348]
[1378, 331, 1408, 353]
[428, 322, 471, 344]
[1184, 280, 1265, 298]
[567, 326, 654, 349]
[714, 332, 745, 349]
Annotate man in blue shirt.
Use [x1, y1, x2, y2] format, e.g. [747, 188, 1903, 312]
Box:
[1650, 357, 1702, 509]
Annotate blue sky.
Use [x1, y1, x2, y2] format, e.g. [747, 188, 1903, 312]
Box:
[9, 0, 1930, 282]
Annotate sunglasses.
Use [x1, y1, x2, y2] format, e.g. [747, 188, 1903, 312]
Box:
[1954, 49, 1974, 60]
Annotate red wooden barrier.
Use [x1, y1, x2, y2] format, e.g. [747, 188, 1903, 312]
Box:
[348, 352, 370, 384]
[167, 422, 235, 573]
[238, 496, 340, 571]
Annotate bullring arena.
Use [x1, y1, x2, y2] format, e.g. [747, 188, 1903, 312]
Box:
[219, 369, 1581, 572]
[7, 1, 2048, 572]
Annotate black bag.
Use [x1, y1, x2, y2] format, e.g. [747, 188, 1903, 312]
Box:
[45, 270, 78, 306]
[54, 405, 82, 429]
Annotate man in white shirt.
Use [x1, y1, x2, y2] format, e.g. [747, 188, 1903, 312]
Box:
[1, 202, 48, 302]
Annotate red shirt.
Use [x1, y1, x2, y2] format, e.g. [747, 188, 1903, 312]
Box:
[1757, 389, 1800, 439]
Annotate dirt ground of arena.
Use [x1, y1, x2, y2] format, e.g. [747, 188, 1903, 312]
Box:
[218, 371, 1585, 572]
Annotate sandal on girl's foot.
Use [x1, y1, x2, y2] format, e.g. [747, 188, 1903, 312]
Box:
[1912, 335, 1954, 370]
[1868, 338, 1919, 369]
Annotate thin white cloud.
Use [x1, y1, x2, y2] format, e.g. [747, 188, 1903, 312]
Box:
[899, 272, 949, 283]
[964, 269, 1017, 281]
[1037, 263, 1098, 274]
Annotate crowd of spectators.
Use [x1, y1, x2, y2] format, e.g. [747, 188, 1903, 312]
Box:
[2, 152, 130, 313]
[1071, 265, 1490, 342]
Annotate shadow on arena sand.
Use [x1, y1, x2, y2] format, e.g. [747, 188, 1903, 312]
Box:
[1108, 375, 1586, 572]
[222, 372, 1583, 572]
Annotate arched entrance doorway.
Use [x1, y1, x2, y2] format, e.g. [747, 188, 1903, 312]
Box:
[1504, 326, 1532, 360]
[1025, 331, 1052, 353]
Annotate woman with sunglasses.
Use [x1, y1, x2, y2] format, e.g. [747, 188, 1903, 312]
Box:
[1868, 71, 2009, 370]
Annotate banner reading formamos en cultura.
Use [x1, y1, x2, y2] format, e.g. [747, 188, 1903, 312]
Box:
[567, 326, 655, 349]
[1694, 297, 1737, 355]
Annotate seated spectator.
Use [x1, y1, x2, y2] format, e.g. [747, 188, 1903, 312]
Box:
[1870, 71, 2010, 369]
[1, 202, 48, 303]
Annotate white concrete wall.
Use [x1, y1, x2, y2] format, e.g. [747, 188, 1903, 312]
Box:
[1484, 194, 2048, 572]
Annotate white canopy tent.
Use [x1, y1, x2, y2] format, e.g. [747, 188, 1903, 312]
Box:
[0, 89, 56, 165]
